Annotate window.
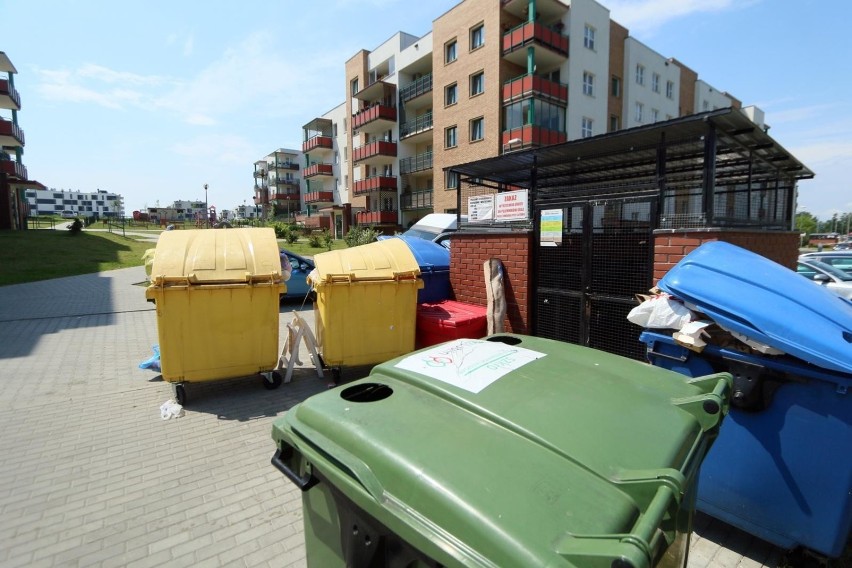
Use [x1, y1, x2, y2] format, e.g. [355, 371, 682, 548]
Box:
[652, 73, 660, 93]
[609, 114, 620, 132]
[635, 102, 644, 122]
[470, 117, 484, 141]
[581, 117, 593, 138]
[703, 100, 710, 111]
[651, 108, 659, 122]
[446, 171, 459, 189]
[503, 99, 566, 133]
[445, 125, 457, 148]
[611, 76, 621, 98]
[445, 39, 457, 63]
[584, 25, 596, 50]
[635, 64, 645, 85]
[445, 83, 457, 105]
[350, 78, 359, 96]
[470, 24, 484, 50]
[470, 71, 484, 96]
[333, 123, 338, 137]
[582, 72, 595, 96]
[666, 80, 674, 99]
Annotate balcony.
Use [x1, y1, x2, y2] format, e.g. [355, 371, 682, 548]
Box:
[399, 151, 433, 175]
[400, 112, 433, 140]
[399, 73, 433, 104]
[503, 74, 568, 104]
[352, 104, 397, 132]
[303, 163, 334, 178]
[0, 119, 24, 147]
[353, 175, 397, 196]
[253, 190, 269, 205]
[401, 189, 433, 210]
[502, 125, 566, 151]
[304, 191, 334, 204]
[302, 135, 333, 154]
[0, 160, 26, 179]
[0, 79, 21, 110]
[271, 161, 300, 171]
[355, 210, 398, 225]
[271, 191, 300, 202]
[502, 22, 569, 71]
[254, 169, 267, 179]
[352, 140, 397, 164]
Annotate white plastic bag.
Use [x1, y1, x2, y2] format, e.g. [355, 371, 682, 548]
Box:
[627, 294, 694, 329]
[160, 399, 185, 420]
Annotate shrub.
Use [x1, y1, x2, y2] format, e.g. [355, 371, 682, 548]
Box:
[307, 231, 323, 248]
[344, 226, 379, 247]
[320, 229, 334, 251]
[67, 218, 83, 235]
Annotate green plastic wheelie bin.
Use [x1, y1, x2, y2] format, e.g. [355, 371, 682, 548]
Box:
[271, 334, 731, 568]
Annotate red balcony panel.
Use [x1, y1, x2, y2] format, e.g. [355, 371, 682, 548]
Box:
[0, 79, 21, 109]
[0, 120, 25, 146]
[355, 210, 398, 225]
[502, 22, 568, 56]
[502, 125, 567, 149]
[253, 192, 269, 205]
[302, 135, 333, 153]
[352, 105, 397, 130]
[305, 191, 334, 203]
[352, 141, 397, 163]
[0, 160, 26, 179]
[303, 163, 334, 178]
[503, 75, 568, 103]
[272, 192, 300, 201]
[352, 175, 397, 196]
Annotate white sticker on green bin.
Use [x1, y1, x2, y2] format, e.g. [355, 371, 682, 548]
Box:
[394, 338, 546, 393]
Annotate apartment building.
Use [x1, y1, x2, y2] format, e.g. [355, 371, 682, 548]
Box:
[26, 188, 123, 218]
[1, 51, 44, 230]
[293, 0, 743, 231]
[252, 148, 304, 222]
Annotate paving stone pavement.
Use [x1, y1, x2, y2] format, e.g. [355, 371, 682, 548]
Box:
[0, 266, 794, 567]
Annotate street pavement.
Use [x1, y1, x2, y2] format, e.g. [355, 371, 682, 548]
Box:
[0, 265, 791, 567]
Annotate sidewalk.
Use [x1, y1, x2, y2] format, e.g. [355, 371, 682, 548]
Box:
[0, 267, 790, 567]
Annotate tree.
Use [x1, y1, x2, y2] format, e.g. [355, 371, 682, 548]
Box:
[795, 211, 818, 236]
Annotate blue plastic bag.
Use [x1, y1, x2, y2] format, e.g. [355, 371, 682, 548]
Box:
[138, 345, 161, 371]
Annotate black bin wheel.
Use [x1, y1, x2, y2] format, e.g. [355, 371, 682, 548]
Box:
[263, 371, 283, 390]
[174, 384, 187, 406]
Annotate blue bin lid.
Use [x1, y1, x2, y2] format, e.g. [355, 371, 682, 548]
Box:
[658, 241, 852, 375]
[392, 235, 450, 273]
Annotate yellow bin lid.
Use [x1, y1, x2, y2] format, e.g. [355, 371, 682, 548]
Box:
[149, 228, 282, 285]
[309, 238, 420, 285]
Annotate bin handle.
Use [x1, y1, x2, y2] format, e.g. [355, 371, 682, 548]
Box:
[646, 345, 688, 362]
[271, 445, 319, 492]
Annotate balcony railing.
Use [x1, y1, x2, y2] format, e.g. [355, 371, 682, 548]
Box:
[303, 163, 334, 178]
[304, 191, 334, 203]
[302, 135, 333, 153]
[502, 22, 569, 56]
[503, 74, 568, 104]
[353, 175, 397, 196]
[253, 191, 269, 205]
[0, 120, 24, 146]
[0, 160, 26, 180]
[352, 140, 397, 163]
[355, 210, 398, 225]
[271, 192, 300, 201]
[0, 79, 21, 109]
[401, 189, 433, 210]
[352, 104, 397, 130]
[502, 125, 566, 150]
[272, 161, 300, 170]
[399, 73, 433, 103]
[400, 112, 433, 139]
[399, 151, 433, 174]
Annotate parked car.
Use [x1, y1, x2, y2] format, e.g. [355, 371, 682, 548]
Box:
[833, 241, 851, 251]
[796, 259, 852, 300]
[279, 250, 315, 302]
[799, 252, 852, 275]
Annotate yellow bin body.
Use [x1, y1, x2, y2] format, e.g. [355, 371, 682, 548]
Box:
[145, 228, 285, 383]
[309, 239, 423, 367]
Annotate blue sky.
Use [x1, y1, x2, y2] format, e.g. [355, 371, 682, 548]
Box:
[2, 0, 850, 221]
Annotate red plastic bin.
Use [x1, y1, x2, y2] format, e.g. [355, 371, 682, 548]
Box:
[416, 300, 488, 348]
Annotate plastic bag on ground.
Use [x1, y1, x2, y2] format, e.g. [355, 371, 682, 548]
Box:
[160, 399, 184, 420]
[138, 345, 161, 371]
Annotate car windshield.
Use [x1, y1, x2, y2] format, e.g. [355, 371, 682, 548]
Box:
[402, 228, 440, 240]
[804, 260, 852, 281]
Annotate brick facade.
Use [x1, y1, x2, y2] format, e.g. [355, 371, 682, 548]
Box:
[449, 231, 532, 334]
[653, 229, 801, 283]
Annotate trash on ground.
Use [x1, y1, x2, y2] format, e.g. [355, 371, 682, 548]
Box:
[160, 399, 184, 420]
[138, 345, 161, 371]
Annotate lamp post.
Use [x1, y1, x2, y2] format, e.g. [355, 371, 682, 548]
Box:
[203, 183, 209, 228]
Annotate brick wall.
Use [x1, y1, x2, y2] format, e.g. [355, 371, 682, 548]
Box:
[653, 230, 801, 283]
[450, 232, 532, 334]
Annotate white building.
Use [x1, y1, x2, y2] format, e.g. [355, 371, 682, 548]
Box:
[25, 188, 123, 218]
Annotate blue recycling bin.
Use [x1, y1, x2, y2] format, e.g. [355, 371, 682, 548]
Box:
[641, 242, 852, 558]
[393, 235, 451, 303]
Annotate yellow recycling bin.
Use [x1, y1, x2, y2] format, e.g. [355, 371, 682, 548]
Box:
[308, 238, 423, 377]
[145, 228, 285, 404]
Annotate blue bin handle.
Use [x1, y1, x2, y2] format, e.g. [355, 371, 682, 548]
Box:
[271, 444, 319, 492]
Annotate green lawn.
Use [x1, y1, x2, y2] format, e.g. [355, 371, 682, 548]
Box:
[0, 228, 349, 286]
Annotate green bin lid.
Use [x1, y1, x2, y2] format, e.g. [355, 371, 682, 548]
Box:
[272, 334, 731, 568]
